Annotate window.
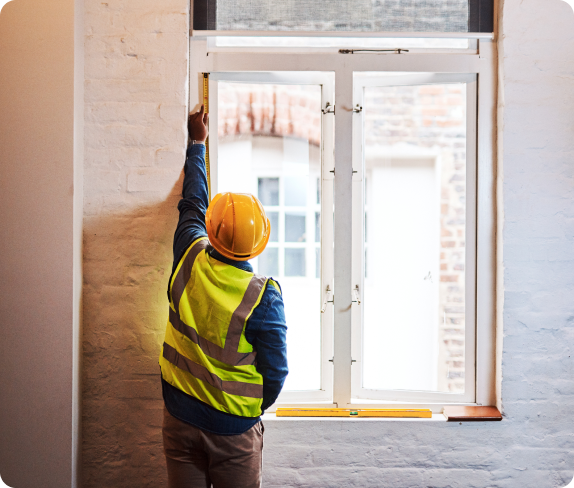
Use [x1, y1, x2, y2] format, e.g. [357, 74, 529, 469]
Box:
[191, 39, 496, 412]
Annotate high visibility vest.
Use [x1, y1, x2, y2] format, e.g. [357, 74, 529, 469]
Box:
[159, 237, 279, 418]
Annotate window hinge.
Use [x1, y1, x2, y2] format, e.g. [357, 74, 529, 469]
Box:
[339, 48, 410, 55]
[322, 102, 335, 115]
[352, 285, 361, 305]
[321, 285, 334, 313]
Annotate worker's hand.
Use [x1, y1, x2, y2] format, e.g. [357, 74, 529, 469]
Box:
[188, 105, 209, 143]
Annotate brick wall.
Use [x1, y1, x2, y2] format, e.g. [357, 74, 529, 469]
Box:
[218, 83, 322, 145]
[82, 0, 189, 486]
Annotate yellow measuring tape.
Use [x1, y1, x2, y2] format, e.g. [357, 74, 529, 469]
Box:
[202, 72, 211, 201]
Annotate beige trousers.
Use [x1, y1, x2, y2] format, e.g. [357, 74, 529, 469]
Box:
[162, 407, 264, 488]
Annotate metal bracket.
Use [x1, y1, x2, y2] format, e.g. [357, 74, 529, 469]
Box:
[330, 358, 357, 365]
[339, 48, 410, 55]
[321, 285, 334, 313]
[352, 285, 361, 305]
[322, 102, 335, 115]
[353, 104, 363, 113]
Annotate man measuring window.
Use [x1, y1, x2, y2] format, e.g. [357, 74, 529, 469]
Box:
[159, 106, 289, 488]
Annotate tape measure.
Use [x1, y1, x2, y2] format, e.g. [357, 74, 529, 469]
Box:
[202, 72, 211, 201]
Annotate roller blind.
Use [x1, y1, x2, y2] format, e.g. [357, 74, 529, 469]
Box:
[193, 0, 494, 33]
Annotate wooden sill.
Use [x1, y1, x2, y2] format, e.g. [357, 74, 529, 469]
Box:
[443, 406, 502, 421]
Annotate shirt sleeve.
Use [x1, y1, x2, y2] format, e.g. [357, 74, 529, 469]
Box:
[172, 143, 209, 271]
[245, 282, 289, 413]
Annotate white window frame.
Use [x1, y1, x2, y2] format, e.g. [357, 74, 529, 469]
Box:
[189, 39, 497, 413]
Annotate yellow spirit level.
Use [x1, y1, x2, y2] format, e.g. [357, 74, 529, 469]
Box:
[275, 408, 433, 418]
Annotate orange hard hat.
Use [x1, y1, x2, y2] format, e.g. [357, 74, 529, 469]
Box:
[205, 192, 271, 261]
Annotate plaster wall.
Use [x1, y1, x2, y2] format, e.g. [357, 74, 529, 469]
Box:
[81, 1, 574, 487]
[0, 0, 83, 487]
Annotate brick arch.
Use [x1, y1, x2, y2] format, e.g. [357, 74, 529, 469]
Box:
[217, 83, 322, 146]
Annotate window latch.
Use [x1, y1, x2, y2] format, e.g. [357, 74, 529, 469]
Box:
[339, 48, 410, 55]
[352, 285, 361, 305]
[322, 102, 335, 115]
[321, 285, 334, 313]
[353, 104, 363, 113]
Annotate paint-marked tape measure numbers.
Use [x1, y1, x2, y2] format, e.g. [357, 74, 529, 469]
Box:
[203, 72, 211, 201]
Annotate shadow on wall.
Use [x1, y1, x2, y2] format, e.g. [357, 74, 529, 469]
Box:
[82, 174, 185, 487]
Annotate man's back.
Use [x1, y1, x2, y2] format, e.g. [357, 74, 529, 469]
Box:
[159, 106, 288, 488]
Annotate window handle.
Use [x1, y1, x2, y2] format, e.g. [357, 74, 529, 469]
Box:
[352, 285, 361, 305]
[321, 285, 333, 313]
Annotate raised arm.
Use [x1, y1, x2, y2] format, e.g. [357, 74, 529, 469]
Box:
[172, 106, 210, 269]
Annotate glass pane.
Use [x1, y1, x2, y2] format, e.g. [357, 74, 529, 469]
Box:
[285, 176, 307, 206]
[217, 82, 322, 392]
[258, 248, 279, 276]
[362, 83, 467, 394]
[268, 212, 279, 242]
[285, 213, 306, 242]
[285, 248, 306, 277]
[258, 177, 279, 206]
[315, 212, 321, 243]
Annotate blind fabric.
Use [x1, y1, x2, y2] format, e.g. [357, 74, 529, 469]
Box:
[193, 0, 494, 33]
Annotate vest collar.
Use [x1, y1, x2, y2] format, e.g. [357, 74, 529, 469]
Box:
[209, 248, 254, 273]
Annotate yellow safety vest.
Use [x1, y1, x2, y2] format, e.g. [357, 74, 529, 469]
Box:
[159, 237, 277, 418]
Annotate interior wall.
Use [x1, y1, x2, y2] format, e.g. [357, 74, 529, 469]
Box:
[0, 0, 82, 487]
[81, 0, 189, 486]
[79, 0, 574, 487]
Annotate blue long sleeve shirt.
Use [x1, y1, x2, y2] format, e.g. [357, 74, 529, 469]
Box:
[161, 143, 289, 435]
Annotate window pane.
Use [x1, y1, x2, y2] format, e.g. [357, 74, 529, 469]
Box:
[284, 176, 307, 207]
[285, 248, 306, 277]
[315, 247, 320, 279]
[258, 248, 279, 276]
[217, 82, 322, 392]
[362, 83, 467, 394]
[268, 212, 279, 242]
[315, 212, 320, 243]
[285, 213, 306, 242]
[258, 178, 279, 206]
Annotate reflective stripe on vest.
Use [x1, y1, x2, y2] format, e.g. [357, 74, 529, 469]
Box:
[159, 237, 271, 417]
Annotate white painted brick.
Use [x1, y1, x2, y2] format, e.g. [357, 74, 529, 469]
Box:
[127, 168, 181, 193]
[85, 78, 163, 103]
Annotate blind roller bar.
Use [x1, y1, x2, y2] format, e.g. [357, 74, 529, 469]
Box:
[191, 31, 494, 39]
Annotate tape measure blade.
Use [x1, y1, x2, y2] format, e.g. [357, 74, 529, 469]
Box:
[202, 73, 211, 201]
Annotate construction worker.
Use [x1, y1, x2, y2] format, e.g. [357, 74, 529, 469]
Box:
[159, 105, 288, 488]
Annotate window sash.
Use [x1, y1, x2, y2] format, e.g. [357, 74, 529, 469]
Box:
[190, 42, 497, 412]
[208, 71, 336, 404]
[350, 72, 478, 404]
